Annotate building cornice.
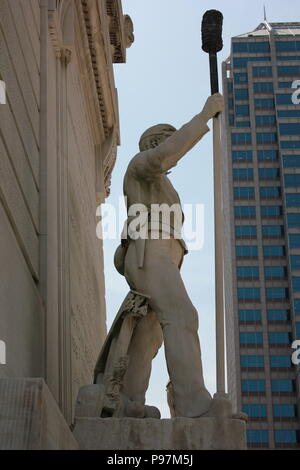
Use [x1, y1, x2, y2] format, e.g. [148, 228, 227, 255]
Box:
[47, 0, 134, 197]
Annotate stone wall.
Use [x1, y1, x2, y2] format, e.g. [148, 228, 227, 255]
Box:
[0, 0, 133, 423]
[0, 0, 44, 377]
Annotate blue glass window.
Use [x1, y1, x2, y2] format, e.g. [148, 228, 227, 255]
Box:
[265, 266, 287, 279]
[268, 310, 290, 322]
[236, 121, 250, 128]
[243, 404, 267, 418]
[258, 150, 278, 161]
[238, 287, 260, 300]
[260, 187, 281, 198]
[261, 206, 282, 218]
[235, 105, 250, 117]
[237, 266, 259, 279]
[263, 246, 285, 257]
[262, 225, 284, 237]
[278, 81, 293, 89]
[235, 88, 249, 100]
[259, 168, 280, 179]
[273, 405, 296, 418]
[278, 109, 300, 118]
[291, 255, 300, 270]
[235, 226, 257, 238]
[240, 332, 263, 345]
[232, 150, 252, 161]
[281, 141, 300, 150]
[242, 380, 265, 393]
[232, 133, 252, 145]
[254, 82, 273, 93]
[286, 193, 300, 207]
[257, 132, 277, 144]
[255, 98, 275, 109]
[236, 246, 258, 257]
[287, 213, 300, 228]
[266, 287, 288, 300]
[269, 332, 290, 344]
[277, 55, 300, 61]
[292, 277, 300, 292]
[276, 41, 300, 52]
[283, 155, 300, 168]
[233, 57, 271, 68]
[270, 355, 292, 367]
[233, 42, 270, 53]
[234, 206, 256, 218]
[240, 356, 264, 368]
[247, 429, 269, 444]
[278, 65, 300, 76]
[274, 430, 297, 444]
[276, 94, 294, 105]
[234, 73, 248, 84]
[253, 66, 272, 77]
[280, 123, 300, 136]
[294, 299, 300, 315]
[233, 169, 254, 180]
[228, 97, 234, 108]
[234, 187, 255, 199]
[296, 322, 300, 337]
[256, 115, 276, 126]
[289, 234, 300, 248]
[284, 174, 300, 187]
[247, 430, 268, 444]
[272, 380, 294, 392]
[239, 310, 261, 322]
[228, 81, 233, 93]
[233, 58, 247, 68]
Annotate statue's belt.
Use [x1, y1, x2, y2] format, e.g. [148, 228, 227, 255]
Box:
[120, 214, 188, 269]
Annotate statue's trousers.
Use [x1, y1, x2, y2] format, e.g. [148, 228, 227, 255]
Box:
[122, 238, 212, 418]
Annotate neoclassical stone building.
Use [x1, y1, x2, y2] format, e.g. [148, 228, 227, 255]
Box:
[0, 0, 133, 433]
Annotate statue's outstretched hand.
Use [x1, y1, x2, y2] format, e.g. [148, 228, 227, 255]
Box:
[201, 93, 224, 122]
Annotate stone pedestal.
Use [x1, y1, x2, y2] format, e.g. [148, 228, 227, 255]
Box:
[0, 378, 78, 450]
[73, 416, 247, 450]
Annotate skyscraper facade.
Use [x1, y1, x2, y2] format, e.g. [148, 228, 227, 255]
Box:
[222, 21, 300, 449]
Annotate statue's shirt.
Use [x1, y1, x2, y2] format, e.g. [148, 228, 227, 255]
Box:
[123, 111, 209, 246]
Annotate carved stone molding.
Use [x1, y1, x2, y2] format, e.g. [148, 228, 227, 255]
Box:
[48, 6, 63, 58]
[48, 0, 73, 62]
[106, 0, 134, 63]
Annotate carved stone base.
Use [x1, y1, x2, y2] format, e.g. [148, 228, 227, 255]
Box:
[73, 416, 247, 450]
[0, 379, 78, 450]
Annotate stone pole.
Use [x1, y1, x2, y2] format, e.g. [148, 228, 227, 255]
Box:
[202, 10, 226, 395]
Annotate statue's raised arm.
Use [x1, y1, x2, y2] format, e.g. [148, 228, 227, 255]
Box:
[128, 93, 224, 180]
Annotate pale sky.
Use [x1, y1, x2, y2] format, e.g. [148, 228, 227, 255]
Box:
[103, 0, 299, 417]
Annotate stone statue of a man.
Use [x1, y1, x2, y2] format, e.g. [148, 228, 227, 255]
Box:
[113, 93, 224, 418]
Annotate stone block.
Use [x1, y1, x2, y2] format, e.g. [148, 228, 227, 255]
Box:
[0, 378, 78, 450]
[73, 416, 247, 450]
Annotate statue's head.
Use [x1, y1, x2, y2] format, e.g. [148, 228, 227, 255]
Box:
[139, 124, 176, 152]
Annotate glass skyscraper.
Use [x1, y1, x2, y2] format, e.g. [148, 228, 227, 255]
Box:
[222, 21, 300, 449]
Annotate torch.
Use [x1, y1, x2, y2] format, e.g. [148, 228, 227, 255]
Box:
[201, 10, 226, 396]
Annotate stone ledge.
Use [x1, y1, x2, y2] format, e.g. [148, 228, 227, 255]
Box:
[73, 416, 247, 450]
[0, 378, 78, 450]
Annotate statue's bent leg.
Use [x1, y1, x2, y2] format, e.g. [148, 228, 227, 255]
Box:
[124, 239, 212, 418]
[122, 310, 163, 404]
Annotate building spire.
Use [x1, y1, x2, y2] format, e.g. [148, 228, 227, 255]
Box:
[264, 4, 267, 22]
